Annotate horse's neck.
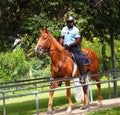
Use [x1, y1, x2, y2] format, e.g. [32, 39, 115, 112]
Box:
[48, 33, 66, 63]
[49, 33, 64, 52]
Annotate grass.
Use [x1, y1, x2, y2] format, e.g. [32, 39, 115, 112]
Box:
[0, 81, 120, 115]
[88, 106, 120, 115]
[0, 90, 74, 115]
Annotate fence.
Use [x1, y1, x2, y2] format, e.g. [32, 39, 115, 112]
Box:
[0, 68, 120, 115]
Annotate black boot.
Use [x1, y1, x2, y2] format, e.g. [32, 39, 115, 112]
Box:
[78, 61, 84, 75]
[78, 62, 85, 83]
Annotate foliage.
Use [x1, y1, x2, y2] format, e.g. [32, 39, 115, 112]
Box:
[29, 56, 51, 78]
[0, 47, 52, 82]
[0, 0, 120, 81]
[0, 37, 120, 82]
[114, 39, 120, 68]
[0, 48, 30, 82]
[21, 13, 64, 41]
[82, 37, 112, 71]
[1, 0, 120, 50]
[14, 34, 36, 58]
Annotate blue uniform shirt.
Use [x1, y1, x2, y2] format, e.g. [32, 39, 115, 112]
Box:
[61, 26, 81, 45]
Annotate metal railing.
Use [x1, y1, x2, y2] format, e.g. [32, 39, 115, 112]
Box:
[0, 68, 120, 115]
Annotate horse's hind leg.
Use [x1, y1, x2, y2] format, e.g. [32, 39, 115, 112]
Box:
[82, 85, 88, 107]
[94, 76, 102, 106]
[65, 80, 73, 112]
[47, 81, 59, 113]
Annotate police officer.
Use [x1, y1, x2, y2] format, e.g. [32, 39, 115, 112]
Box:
[59, 15, 84, 79]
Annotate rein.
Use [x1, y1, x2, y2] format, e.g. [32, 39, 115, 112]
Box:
[45, 37, 56, 54]
[42, 36, 51, 53]
[37, 36, 55, 54]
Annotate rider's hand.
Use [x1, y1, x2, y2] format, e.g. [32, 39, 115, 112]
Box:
[63, 45, 69, 49]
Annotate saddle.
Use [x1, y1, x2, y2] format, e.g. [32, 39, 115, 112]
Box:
[68, 51, 91, 66]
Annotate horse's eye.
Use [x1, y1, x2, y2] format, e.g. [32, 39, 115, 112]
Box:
[44, 38, 47, 40]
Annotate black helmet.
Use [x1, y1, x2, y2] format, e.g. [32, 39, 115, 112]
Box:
[66, 15, 74, 22]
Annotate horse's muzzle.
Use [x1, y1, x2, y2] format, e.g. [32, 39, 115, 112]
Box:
[35, 47, 44, 55]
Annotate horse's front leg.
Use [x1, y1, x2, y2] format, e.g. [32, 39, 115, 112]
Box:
[65, 80, 72, 113]
[47, 81, 59, 113]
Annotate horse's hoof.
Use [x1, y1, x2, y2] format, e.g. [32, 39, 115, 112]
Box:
[66, 106, 72, 113]
[80, 105, 88, 110]
[47, 106, 54, 114]
[47, 110, 54, 114]
[97, 102, 102, 107]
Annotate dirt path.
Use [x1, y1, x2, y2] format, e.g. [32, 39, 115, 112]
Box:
[38, 97, 120, 115]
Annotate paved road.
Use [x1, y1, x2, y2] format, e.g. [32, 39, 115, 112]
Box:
[34, 97, 120, 115]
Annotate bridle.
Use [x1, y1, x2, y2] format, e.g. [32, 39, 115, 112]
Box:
[35, 35, 55, 55]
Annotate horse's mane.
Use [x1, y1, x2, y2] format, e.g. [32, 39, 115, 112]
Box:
[48, 32, 65, 52]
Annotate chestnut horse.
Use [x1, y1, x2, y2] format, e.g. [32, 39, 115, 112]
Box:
[35, 29, 102, 113]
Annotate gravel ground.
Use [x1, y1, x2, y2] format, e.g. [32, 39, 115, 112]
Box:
[37, 97, 120, 115]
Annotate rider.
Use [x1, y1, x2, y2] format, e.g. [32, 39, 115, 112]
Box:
[59, 15, 84, 79]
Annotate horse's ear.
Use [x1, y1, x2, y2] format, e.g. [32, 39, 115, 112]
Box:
[44, 28, 48, 34]
[39, 29, 43, 34]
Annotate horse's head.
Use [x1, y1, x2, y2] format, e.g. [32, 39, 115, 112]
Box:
[35, 29, 51, 55]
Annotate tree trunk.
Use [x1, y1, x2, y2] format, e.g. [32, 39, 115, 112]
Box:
[110, 28, 118, 97]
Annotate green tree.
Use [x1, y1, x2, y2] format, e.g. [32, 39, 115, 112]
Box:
[0, 0, 120, 70]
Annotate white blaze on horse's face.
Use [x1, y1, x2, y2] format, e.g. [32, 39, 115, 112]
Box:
[35, 30, 50, 55]
[35, 38, 44, 55]
[35, 37, 41, 51]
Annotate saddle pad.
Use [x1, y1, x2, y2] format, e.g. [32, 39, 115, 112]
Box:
[80, 51, 91, 65]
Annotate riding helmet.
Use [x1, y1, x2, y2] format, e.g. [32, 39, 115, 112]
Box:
[66, 15, 74, 22]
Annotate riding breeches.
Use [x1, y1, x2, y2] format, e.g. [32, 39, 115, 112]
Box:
[68, 46, 84, 75]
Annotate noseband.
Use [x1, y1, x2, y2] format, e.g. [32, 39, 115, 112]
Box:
[35, 36, 54, 54]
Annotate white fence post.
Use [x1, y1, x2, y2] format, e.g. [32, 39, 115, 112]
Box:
[86, 75, 90, 112]
[73, 77, 84, 103]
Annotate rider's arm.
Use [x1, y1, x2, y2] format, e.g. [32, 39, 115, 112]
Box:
[69, 37, 81, 47]
[59, 36, 69, 49]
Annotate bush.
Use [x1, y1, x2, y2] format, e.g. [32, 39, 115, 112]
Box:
[0, 48, 30, 82]
[28, 55, 51, 78]
[82, 37, 103, 69]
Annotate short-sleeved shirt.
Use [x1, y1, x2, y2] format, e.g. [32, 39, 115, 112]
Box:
[61, 26, 81, 45]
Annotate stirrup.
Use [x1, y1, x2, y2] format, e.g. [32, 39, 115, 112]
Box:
[80, 77, 85, 83]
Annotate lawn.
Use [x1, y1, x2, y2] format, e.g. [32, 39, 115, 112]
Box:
[0, 81, 120, 115]
[88, 106, 120, 115]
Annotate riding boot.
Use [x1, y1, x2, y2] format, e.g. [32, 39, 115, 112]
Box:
[78, 62, 85, 83]
[78, 62, 84, 75]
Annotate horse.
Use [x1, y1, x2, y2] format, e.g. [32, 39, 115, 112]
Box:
[35, 28, 102, 113]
